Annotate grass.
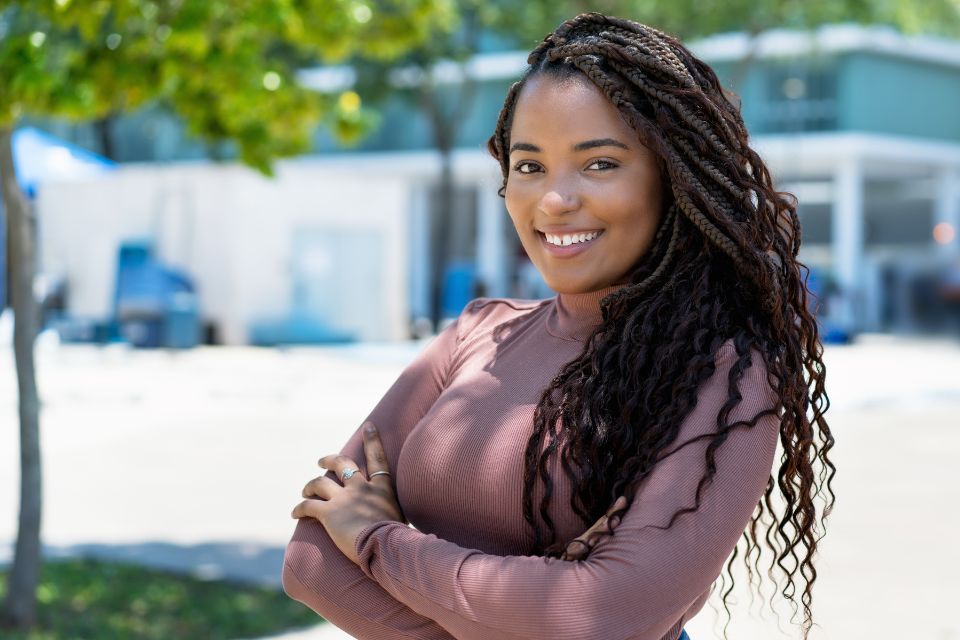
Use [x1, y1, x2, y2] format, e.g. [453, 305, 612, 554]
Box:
[0, 557, 322, 639]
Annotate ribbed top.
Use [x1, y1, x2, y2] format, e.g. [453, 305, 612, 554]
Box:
[546, 283, 627, 341]
[283, 294, 780, 640]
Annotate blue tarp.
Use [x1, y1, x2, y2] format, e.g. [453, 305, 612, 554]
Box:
[11, 126, 116, 196]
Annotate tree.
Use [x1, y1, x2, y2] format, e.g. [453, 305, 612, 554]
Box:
[0, 0, 453, 630]
[338, 0, 959, 326]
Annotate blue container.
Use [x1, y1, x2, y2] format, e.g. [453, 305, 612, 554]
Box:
[164, 292, 200, 349]
[441, 260, 477, 319]
[113, 240, 201, 348]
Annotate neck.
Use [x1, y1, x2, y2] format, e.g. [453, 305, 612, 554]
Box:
[547, 282, 629, 340]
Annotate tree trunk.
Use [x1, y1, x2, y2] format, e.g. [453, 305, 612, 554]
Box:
[0, 125, 43, 631]
[430, 146, 454, 328]
[93, 114, 116, 161]
[421, 71, 477, 329]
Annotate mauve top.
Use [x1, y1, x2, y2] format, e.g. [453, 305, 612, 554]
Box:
[282, 283, 780, 640]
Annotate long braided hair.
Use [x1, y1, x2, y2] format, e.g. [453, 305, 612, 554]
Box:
[486, 13, 835, 638]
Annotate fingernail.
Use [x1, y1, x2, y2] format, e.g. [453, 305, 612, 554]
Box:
[364, 423, 376, 435]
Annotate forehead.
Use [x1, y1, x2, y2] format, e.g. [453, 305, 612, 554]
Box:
[509, 73, 637, 144]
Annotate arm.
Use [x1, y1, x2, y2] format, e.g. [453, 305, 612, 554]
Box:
[352, 342, 780, 640]
[282, 301, 493, 640]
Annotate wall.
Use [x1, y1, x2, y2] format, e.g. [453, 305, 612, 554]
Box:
[36, 159, 412, 344]
[838, 53, 960, 142]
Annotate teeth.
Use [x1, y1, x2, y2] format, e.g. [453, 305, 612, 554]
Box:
[544, 231, 600, 246]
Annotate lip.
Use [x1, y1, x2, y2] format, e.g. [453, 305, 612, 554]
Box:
[537, 229, 604, 258]
[537, 226, 604, 235]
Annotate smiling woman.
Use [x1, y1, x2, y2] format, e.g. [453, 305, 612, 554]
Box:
[283, 12, 835, 640]
[505, 73, 665, 293]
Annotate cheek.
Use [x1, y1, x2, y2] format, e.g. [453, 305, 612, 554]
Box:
[594, 186, 663, 248]
[504, 184, 532, 222]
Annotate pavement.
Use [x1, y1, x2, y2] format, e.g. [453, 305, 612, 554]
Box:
[1, 332, 959, 639]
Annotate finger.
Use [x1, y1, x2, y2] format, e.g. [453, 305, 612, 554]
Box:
[562, 546, 587, 561]
[318, 454, 365, 483]
[291, 498, 326, 520]
[562, 538, 592, 562]
[585, 496, 627, 540]
[301, 475, 340, 499]
[577, 497, 629, 550]
[607, 495, 628, 516]
[606, 496, 628, 529]
[362, 422, 391, 486]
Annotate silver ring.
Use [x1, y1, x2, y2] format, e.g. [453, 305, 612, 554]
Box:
[369, 470, 391, 478]
[341, 467, 359, 480]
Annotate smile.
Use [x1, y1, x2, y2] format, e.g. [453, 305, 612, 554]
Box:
[537, 229, 604, 258]
[543, 230, 602, 246]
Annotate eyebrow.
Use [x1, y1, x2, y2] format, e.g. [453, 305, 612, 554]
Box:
[509, 138, 630, 154]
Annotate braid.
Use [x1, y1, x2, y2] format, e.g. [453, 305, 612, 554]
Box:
[564, 54, 754, 279]
[486, 13, 835, 639]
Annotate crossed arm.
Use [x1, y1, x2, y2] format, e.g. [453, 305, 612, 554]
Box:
[282, 308, 779, 640]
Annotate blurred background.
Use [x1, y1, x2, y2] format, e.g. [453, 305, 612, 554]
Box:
[1, 1, 959, 639]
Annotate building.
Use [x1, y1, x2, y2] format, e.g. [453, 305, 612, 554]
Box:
[32, 23, 960, 342]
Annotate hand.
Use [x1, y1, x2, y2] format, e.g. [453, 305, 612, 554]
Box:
[560, 495, 628, 562]
[291, 422, 405, 565]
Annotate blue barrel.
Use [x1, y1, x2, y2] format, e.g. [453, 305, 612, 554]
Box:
[441, 260, 477, 319]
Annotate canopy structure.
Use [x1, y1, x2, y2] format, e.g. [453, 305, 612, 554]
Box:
[11, 126, 116, 196]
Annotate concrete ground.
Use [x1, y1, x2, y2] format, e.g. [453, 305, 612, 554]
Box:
[1, 332, 958, 639]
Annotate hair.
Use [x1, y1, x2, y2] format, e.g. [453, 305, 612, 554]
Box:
[486, 13, 835, 639]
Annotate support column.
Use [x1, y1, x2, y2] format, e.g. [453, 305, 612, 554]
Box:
[408, 183, 431, 322]
[476, 184, 509, 297]
[831, 158, 865, 333]
[934, 166, 960, 257]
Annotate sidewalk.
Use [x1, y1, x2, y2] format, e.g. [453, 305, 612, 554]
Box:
[2, 335, 959, 639]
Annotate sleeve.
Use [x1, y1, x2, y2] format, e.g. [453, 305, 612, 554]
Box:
[351, 340, 781, 640]
[282, 299, 494, 640]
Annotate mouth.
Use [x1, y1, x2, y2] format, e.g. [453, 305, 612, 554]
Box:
[536, 229, 605, 258]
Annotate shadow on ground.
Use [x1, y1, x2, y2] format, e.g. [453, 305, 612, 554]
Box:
[1, 540, 286, 588]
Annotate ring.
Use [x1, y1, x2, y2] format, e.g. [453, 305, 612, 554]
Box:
[341, 467, 359, 480]
[369, 471, 391, 478]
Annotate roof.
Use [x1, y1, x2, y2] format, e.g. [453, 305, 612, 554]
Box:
[691, 23, 960, 68]
[296, 23, 960, 93]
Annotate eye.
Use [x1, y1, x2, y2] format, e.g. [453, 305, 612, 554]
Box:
[586, 159, 618, 171]
[512, 160, 542, 175]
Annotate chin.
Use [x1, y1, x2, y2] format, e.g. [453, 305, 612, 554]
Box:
[544, 277, 606, 295]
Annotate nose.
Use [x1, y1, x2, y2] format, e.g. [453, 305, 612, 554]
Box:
[538, 189, 581, 216]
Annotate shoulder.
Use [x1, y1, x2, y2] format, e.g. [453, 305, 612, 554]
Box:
[706, 337, 780, 430]
[660, 337, 780, 460]
[453, 296, 551, 344]
[712, 338, 773, 387]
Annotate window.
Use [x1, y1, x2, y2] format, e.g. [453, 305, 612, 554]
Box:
[762, 62, 837, 132]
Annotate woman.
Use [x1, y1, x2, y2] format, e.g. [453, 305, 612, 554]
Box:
[284, 12, 835, 640]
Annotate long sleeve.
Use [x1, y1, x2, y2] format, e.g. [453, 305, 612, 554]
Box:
[282, 300, 494, 639]
[352, 342, 781, 640]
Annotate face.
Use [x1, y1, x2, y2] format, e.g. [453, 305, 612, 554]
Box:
[504, 73, 665, 294]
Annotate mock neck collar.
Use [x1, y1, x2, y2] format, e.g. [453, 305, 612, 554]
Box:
[544, 282, 628, 341]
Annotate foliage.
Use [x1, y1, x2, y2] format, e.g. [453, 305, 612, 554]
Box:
[0, 0, 456, 173]
[497, 0, 960, 41]
[0, 1, 453, 630]
[0, 557, 319, 639]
